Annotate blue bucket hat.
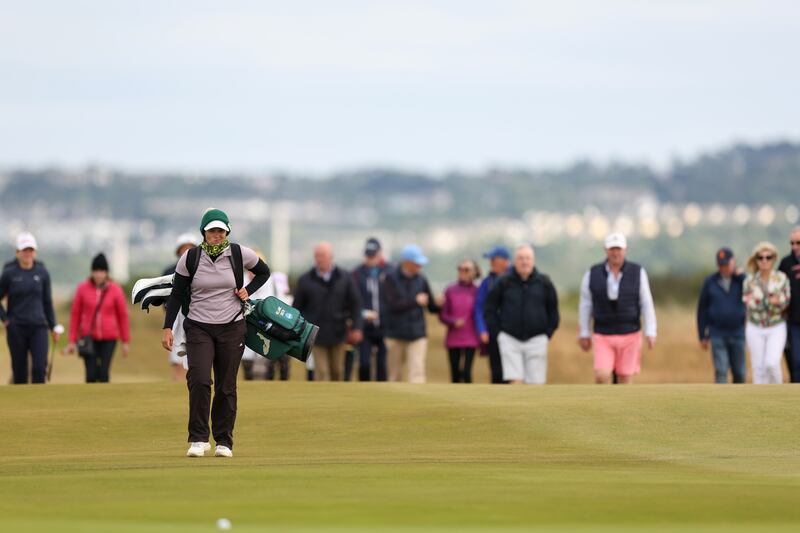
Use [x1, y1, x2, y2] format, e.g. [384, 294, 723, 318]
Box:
[399, 244, 428, 266]
[483, 246, 510, 260]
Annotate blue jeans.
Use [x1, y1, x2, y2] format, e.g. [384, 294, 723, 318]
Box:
[710, 335, 746, 384]
[789, 324, 800, 383]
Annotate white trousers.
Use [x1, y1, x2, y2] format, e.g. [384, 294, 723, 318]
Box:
[497, 332, 548, 384]
[746, 322, 786, 384]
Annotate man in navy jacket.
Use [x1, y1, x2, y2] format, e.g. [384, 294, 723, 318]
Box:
[696, 247, 747, 383]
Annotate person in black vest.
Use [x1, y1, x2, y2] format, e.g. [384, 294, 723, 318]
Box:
[384, 244, 442, 383]
[349, 237, 390, 381]
[778, 227, 800, 383]
[483, 245, 559, 384]
[696, 247, 747, 383]
[578, 233, 656, 384]
[0, 232, 60, 384]
[293, 242, 363, 381]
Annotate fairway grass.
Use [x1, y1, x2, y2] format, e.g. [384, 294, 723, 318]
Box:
[1, 383, 799, 532]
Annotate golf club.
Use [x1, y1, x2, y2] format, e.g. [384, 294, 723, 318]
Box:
[47, 324, 65, 382]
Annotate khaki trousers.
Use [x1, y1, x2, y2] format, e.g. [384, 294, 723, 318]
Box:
[386, 337, 428, 383]
[314, 343, 347, 381]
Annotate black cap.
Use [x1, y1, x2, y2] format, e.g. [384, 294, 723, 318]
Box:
[364, 237, 381, 257]
[91, 253, 109, 272]
[716, 247, 734, 266]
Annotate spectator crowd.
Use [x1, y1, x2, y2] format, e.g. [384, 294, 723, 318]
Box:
[2, 225, 800, 386]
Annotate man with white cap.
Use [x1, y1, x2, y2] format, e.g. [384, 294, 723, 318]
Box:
[163, 233, 201, 381]
[0, 232, 60, 384]
[578, 233, 657, 384]
[383, 244, 442, 383]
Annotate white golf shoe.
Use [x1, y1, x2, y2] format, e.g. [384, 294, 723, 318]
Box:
[214, 445, 233, 457]
[186, 442, 211, 457]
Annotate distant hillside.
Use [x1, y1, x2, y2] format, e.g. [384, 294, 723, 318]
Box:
[1, 141, 798, 291]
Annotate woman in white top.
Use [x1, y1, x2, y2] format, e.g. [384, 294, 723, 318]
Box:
[743, 241, 790, 384]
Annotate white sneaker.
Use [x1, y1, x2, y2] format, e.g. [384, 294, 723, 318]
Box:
[186, 442, 211, 457]
[214, 445, 233, 457]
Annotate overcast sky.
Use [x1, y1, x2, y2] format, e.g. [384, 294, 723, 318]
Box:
[1, 1, 798, 174]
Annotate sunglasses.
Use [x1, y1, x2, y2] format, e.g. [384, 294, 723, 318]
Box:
[791, 241, 800, 246]
[756, 255, 775, 261]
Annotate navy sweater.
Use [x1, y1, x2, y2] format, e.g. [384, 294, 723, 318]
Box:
[696, 272, 746, 340]
[0, 260, 57, 328]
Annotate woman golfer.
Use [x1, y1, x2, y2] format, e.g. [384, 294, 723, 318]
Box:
[0, 232, 60, 384]
[162, 208, 270, 457]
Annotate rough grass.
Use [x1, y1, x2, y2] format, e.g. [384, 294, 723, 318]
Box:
[1, 382, 799, 531]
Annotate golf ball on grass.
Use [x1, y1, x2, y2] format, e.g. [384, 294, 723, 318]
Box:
[216, 518, 232, 530]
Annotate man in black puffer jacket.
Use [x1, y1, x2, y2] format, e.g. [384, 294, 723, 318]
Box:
[483, 244, 559, 385]
[293, 242, 362, 381]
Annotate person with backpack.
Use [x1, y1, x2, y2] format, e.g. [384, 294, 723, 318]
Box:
[0, 232, 60, 384]
[65, 253, 130, 383]
[161, 208, 270, 458]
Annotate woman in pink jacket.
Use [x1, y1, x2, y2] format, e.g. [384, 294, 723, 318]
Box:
[439, 259, 481, 383]
[66, 253, 130, 382]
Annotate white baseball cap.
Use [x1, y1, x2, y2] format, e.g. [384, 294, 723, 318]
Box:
[16, 232, 38, 251]
[175, 232, 200, 249]
[604, 233, 627, 250]
[203, 220, 230, 232]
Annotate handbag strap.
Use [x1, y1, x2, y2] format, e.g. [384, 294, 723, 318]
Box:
[88, 287, 109, 337]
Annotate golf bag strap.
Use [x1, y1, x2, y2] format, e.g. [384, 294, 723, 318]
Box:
[227, 243, 245, 323]
[186, 246, 202, 284]
[229, 243, 244, 290]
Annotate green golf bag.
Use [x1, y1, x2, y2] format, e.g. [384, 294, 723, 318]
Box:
[244, 296, 318, 362]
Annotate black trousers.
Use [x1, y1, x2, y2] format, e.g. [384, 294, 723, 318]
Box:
[448, 348, 475, 383]
[487, 334, 506, 384]
[83, 340, 117, 383]
[266, 355, 290, 381]
[7, 323, 49, 384]
[184, 318, 246, 449]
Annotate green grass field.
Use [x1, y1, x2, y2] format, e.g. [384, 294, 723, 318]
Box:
[2, 383, 799, 532]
